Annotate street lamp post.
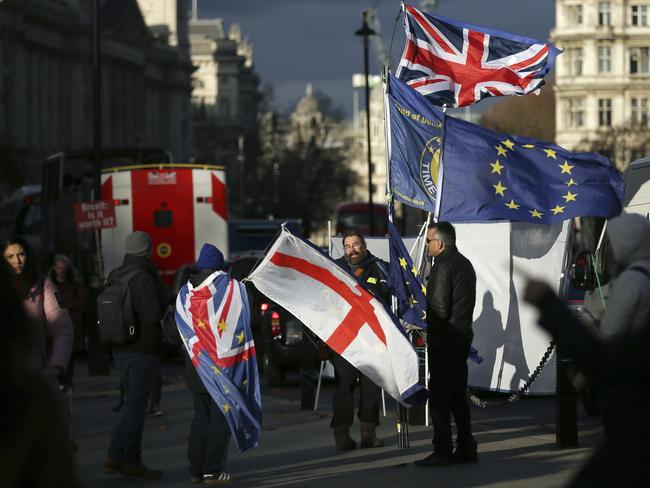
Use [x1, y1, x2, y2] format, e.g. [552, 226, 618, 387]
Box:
[355, 11, 376, 236]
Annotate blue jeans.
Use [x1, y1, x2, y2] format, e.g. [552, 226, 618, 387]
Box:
[108, 352, 158, 464]
[188, 391, 231, 477]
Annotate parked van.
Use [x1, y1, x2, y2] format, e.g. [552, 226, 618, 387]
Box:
[573, 157, 650, 296]
[571, 158, 650, 414]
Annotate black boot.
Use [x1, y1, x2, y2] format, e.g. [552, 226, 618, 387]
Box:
[360, 422, 384, 448]
[334, 426, 356, 451]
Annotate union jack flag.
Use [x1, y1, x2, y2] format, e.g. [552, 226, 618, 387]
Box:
[396, 4, 561, 108]
[175, 271, 261, 452]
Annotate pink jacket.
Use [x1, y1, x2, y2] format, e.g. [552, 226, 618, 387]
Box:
[23, 277, 74, 370]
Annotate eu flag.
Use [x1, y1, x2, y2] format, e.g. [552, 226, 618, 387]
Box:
[387, 220, 427, 329]
[175, 271, 262, 452]
[389, 75, 625, 224]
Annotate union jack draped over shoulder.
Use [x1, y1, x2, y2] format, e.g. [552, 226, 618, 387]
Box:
[396, 4, 561, 108]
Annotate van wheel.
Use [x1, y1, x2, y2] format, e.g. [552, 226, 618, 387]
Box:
[265, 355, 285, 387]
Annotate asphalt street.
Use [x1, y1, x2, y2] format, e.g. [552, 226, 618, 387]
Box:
[71, 359, 601, 488]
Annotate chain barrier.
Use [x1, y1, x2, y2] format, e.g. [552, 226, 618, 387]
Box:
[468, 341, 555, 408]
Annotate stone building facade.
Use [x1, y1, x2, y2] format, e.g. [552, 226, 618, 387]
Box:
[0, 0, 193, 194]
[552, 0, 650, 169]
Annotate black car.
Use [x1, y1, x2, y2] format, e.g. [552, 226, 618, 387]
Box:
[228, 251, 311, 386]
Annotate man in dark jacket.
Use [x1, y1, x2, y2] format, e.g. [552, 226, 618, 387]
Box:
[103, 231, 167, 480]
[183, 243, 233, 485]
[416, 221, 477, 467]
[330, 231, 390, 451]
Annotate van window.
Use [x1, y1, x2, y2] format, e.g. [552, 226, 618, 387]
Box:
[154, 210, 173, 228]
[15, 203, 41, 235]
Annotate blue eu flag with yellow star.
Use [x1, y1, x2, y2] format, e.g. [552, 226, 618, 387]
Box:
[387, 220, 427, 329]
[389, 75, 625, 224]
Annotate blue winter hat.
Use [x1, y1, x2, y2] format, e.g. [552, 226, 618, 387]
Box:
[196, 243, 224, 271]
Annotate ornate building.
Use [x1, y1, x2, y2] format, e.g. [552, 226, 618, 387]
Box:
[0, 0, 193, 194]
[552, 0, 650, 170]
[188, 15, 260, 216]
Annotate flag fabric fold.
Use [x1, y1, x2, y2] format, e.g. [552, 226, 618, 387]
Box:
[396, 4, 561, 108]
[175, 271, 262, 452]
[247, 228, 426, 405]
[387, 220, 427, 329]
[389, 75, 625, 224]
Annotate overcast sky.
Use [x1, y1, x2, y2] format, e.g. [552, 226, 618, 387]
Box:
[197, 0, 556, 118]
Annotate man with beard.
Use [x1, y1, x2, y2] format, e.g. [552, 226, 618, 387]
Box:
[329, 231, 390, 451]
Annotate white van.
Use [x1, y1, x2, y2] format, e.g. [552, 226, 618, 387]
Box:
[573, 158, 650, 309]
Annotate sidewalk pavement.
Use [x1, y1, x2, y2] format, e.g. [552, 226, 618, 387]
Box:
[71, 360, 601, 488]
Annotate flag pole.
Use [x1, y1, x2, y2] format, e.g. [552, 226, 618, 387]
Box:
[432, 104, 448, 222]
[383, 67, 410, 448]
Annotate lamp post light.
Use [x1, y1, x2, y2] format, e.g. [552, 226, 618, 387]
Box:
[355, 11, 376, 236]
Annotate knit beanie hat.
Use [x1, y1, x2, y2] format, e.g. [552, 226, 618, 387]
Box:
[196, 243, 224, 271]
[124, 231, 152, 258]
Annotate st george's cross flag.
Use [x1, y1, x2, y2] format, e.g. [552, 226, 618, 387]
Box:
[396, 4, 561, 107]
[175, 271, 262, 452]
[248, 228, 426, 405]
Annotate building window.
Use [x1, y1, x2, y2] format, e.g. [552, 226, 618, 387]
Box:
[566, 98, 585, 128]
[567, 47, 584, 76]
[630, 47, 650, 74]
[599, 2, 611, 26]
[632, 5, 649, 26]
[632, 97, 649, 126]
[598, 46, 612, 73]
[568, 4, 584, 25]
[598, 98, 612, 127]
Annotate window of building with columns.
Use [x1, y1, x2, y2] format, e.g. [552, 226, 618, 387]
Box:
[632, 97, 649, 126]
[567, 46, 584, 75]
[566, 97, 585, 127]
[631, 5, 649, 26]
[598, 98, 612, 126]
[630, 46, 650, 74]
[598, 45, 612, 72]
[598, 1, 611, 26]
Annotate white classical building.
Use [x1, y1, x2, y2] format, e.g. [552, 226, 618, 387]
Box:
[188, 16, 259, 163]
[552, 0, 650, 168]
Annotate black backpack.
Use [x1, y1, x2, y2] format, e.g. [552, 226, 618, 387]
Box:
[97, 266, 145, 346]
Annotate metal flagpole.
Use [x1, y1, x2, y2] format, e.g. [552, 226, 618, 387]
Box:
[383, 67, 411, 448]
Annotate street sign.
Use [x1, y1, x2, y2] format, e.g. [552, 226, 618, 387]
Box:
[74, 200, 116, 232]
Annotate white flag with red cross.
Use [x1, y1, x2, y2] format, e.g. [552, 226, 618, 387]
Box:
[248, 227, 425, 405]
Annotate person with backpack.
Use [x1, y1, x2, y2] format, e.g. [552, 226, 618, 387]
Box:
[101, 231, 168, 480]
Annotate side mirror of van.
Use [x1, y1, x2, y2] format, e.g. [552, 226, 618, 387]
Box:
[570, 251, 595, 290]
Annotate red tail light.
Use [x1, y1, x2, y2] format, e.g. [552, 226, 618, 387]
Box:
[260, 303, 269, 312]
[415, 337, 426, 347]
[270, 311, 281, 337]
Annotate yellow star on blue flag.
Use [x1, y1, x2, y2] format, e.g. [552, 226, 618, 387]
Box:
[387, 220, 427, 329]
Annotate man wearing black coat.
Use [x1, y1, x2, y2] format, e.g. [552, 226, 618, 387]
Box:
[416, 221, 478, 467]
[330, 231, 391, 451]
[103, 231, 168, 480]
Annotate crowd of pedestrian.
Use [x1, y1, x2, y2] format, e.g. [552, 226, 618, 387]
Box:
[3, 212, 650, 487]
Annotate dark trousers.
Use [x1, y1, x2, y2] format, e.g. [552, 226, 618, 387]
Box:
[108, 352, 157, 464]
[428, 338, 475, 455]
[329, 351, 381, 428]
[148, 359, 162, 409]
[188, 391, 231, 477]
